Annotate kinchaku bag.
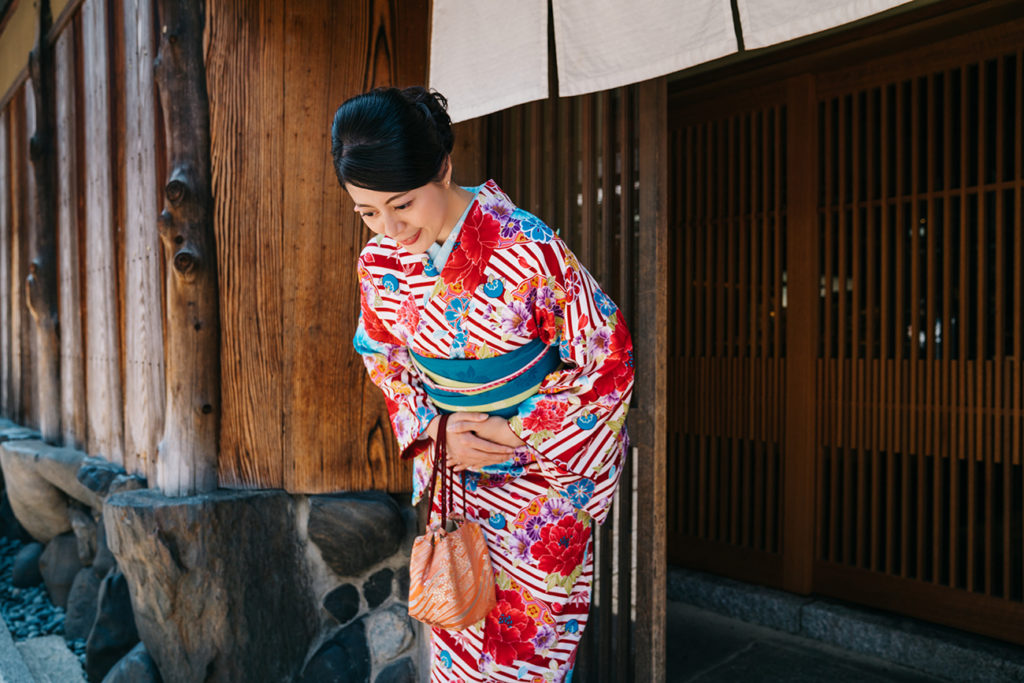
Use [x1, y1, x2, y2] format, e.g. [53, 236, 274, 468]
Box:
[407, 414, 497, 630]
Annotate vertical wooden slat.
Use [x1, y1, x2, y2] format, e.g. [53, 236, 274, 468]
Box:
[866, 86, 880, 573]
[968, 60, 983, 593]
[761, 108, 775, 552]
[615, 84, 634, 683]
[209, 0, 285, 488]
[1015, 48, 1023, 599]
[954, 63, 968, 590]
[925, 72, 937, 585]
[55, 27, 86, 450]
[851, 88, 865, 569]
[8, 94, 23, 424]
[580, 95, 596, 271]
[22, 80, 38, 430]
[83, 0, 125, 464]
[910, 75, 923, 581]
[994, 55, 1008, 597]
[823, 98, 838, 564]
[940, 67, 953, 587]
[896, 80, 909, 579]
[634, 75, 667, 683]
[880, 83, 893, 575]
[838, 93, 851, 567]
[784, 75, 817, 593]
[0, 110, 10, 418]
[123, 0, 164, 481]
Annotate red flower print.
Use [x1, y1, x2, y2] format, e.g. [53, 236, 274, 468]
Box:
[521, 400, 568, 433]
[361, 298, 402, 346]
[530, 516, 588, 577]
[483, 588, 537, 666]
[395, 295, 420, 334]
[443, 205, 501, 293]
[588, 315, 634, 399]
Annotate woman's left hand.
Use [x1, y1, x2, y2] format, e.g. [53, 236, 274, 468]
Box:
[447, 414, 526, 472]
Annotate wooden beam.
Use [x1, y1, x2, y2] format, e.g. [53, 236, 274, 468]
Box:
[54, 22, 85, 449]
[26, 0, 60, 443]
[122, 0, 164, 483]
[634, 74, 668, 683]
[153, 0, 219, 496]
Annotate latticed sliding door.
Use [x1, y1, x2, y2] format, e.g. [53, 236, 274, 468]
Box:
[813, 30, 1024, 644]
[667, 16, 1024, 645]
[667, 86, 789, 586]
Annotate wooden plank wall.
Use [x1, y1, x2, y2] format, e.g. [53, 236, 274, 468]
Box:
[209, 0, 428, 492]
[9, 89, 27, 426]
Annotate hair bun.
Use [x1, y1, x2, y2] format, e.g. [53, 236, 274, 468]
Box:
[402, 86, 454, 154]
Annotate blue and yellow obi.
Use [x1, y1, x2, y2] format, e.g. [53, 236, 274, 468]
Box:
[410, 338, 562, 481]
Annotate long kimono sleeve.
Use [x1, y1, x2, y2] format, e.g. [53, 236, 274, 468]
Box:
[508, 238, 635, 524]
[352, 270, 439, 467]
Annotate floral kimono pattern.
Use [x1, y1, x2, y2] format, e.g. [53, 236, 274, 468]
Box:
[354, 179, 634, 683]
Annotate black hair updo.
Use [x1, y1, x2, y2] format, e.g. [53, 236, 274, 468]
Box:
[330, 86, 454, 193]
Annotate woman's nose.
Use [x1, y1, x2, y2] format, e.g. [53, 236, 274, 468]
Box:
[383, 217, 403, 237]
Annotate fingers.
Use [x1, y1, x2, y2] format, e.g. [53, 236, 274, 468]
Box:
[446, 412, 489, 433]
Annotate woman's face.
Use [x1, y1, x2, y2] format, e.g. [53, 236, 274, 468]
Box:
[346, 180, 453, 255]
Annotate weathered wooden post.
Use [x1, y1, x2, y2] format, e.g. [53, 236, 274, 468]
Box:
[26, 0, 60, 443]
[153, 0, 220, 495]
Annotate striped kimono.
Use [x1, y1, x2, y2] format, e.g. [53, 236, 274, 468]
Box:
[353, 179, 634, 683]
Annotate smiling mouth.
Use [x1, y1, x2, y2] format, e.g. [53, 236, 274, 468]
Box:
[398, 229, 421, 246]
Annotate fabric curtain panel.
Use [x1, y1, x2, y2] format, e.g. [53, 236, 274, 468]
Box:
[551, 0, 737, 98]
[735, 0, 912, 50]
[428, 0, 549, 123]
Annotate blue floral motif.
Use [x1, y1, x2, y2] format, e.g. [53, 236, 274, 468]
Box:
[483, 279, 505, 298]
[450, 330, 468, 355]
[439, 650, 453, 669]
[575, 413, 598, 430]
[520, 213, 554, 243]
[444, 297, 472, 330]
[423, 260, 439, 277]
[564, 619, 579, 634]
[488, 513, 506, 530]
[566, 479, 595, 508]
[381, 274, 400, 292]
[517, 665, 529, 679]
[464, 472, 479, 491]
[594, 290, 617, 316]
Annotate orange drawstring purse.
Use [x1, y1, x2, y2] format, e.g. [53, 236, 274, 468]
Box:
[407, 414, 497, 630]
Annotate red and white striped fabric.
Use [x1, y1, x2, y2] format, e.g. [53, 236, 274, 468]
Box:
[354, 179, 634, 682]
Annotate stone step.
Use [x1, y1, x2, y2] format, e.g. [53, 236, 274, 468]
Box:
[15, 636, 86, 683]
[0, 615, 34, 683]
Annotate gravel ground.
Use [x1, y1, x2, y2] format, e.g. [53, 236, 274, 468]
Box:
[0, 535, 88, 668]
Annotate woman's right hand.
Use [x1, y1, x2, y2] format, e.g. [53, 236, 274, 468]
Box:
[427, 413, 517, 472]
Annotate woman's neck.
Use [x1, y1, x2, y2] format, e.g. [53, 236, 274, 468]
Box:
[436, 185, 475, 244]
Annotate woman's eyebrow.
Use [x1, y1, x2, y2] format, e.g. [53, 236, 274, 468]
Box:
[353, 192, 409, 209]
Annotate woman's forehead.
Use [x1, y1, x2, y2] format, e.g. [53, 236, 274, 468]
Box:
[346, 184, 415, 208]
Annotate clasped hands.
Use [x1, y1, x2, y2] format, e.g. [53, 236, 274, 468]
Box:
[426, 413, 526, 472]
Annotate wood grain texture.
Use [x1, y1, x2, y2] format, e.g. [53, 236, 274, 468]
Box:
[153, 0, 219, 496]
[634, 75, 667, 683]
[0, 109, 10, 417]
[55, 26, 86, 449]
[206, 0, 284, 489]
[211, 0, 426, 493]
[27, 0, 61, 443]
[122, 0, 163, 482]
[6, 95, 24, 424]
[82, 0, 125, 464]
[18, 84, 36, 429]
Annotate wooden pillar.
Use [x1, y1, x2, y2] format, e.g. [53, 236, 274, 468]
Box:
[55, 27, 86, 449]
[153, 0, 220, 496]
[123, 0, 164, 484]
[83, 0, 125, 464]
[26, 0, 61, 443]
[783, 74, 819, 593]
[634, 74, 668, 683]
[0, 111, 11, 417]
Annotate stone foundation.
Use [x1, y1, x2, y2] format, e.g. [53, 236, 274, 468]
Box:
[0, 419, 424, 682]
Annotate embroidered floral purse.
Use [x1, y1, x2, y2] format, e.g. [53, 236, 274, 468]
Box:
[407, 414, 497, 630]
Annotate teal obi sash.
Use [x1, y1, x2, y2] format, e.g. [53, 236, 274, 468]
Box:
[409, 338, 562, 418]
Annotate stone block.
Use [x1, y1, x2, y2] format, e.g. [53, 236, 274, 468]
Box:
[299, 620, 370, 683]
[85, 570, 139, 683]
[323, 583, 360, 625]
[15, 635, 86, 682]
[103, 488, 318, 683]
[11, 542, 44, 587]
[375, 657, 416, 683]
[363, 568, 393, 608]
[365, 604, 414, 666]
[100, 641, 163, 683]
[68, 504, 98, 566]
[39, 532, 83, 609]
[307, 492, 405, 577]
[65, 568, 102, 640]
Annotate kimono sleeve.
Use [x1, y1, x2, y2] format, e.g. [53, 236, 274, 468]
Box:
[507, 238, 635, 521]
[352, 271, 438, 463]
